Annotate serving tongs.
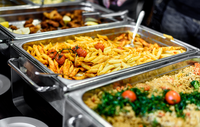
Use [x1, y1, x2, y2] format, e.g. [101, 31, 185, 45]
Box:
[82, 10, 128, 25]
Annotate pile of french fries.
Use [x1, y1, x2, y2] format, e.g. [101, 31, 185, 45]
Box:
[26, 31, 186, 80]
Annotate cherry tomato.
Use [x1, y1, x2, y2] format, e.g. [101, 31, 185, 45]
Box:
[72, 46, 87, 57]
[122, 90, 137, 102]
[113, 82, 121, 89]
[165, 90, 181, 105]
[117, 46, 123, 50]
[55, 53, 66, 65]
[47, 49, 57, 59]
[72, 46, 80, 52]
[77, 48, 87, 57]
[95, 42, 105, 51]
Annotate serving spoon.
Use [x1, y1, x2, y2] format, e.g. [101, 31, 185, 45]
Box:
[125, 11, 145, 47]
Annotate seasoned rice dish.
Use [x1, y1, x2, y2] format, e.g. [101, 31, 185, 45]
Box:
[84, 63, 200, 127]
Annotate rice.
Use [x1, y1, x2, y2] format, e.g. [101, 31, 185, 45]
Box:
[84, 65, 200, 127]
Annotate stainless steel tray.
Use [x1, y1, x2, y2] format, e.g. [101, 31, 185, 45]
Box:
[10, 24, 199, 92]
[66, 55, 200, 127]
[0, 1, 123, 40]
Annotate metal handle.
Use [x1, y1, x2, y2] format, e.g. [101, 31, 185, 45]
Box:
[8, 57, 60, 92]
[35, 71, 67, 77]
[101, 10, 128, 18]
[67, 114, 83, 127]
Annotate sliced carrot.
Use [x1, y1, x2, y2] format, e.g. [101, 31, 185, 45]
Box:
[186, 112, 190, 117]
[144, 85, 150, 91]
[113, 82, 121, 89]
[121, 86, 125, 90]
[138, 84, 151, 91]
[126, 83, 132, 88]
[194, 63, 200, 75]
[158, 112, 165, 117]
[195, 63, 200, 68]
[160, 86, 171, 90]
[177, 84, 182, 87]
[116, 87, 121, 91]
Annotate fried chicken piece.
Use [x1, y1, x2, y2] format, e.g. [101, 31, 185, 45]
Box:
[74, 10, 82, 16]
[43, 12, 51, 19]
[65, 12, 71, 17]
[40, 29, 47, 32]
[60, 11, 67, 16]
[59, 20, 65, 27]
[24, 18, 33, 26]
[72, 19, 81, 24]
[52, 14, 62, 21]
[9, 25, 18, 30]
[24, 23, 34, 28]
[67, 22, 80, 28]
[49, 26, 57, 31]
[28, 24, 40, 34]
[29, 26, 38, 34]
[41, 21, 49, 28]
[61, 26, 69, 29]
[43, 10, 63, 21]
[47, 20, 59, 28]
[40, 26, 57, 32]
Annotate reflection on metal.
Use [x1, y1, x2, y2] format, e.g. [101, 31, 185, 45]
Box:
[68, 114, 83, 127]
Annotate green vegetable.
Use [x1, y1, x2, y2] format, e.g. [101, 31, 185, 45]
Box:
[95, 88, 200, 119]
[190, 80, 200, 89]
[175, 91, 200, 118]
[152, 119, 159, 127]
[95, 88, 171, 117]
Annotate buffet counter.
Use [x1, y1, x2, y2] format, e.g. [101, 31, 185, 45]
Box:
[1, 1, 200, 127]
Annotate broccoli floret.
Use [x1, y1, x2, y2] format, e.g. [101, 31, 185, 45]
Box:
[190, 80, 200, 89]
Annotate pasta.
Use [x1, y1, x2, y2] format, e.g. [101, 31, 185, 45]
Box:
[26, 31, 186, 80]
[84, 63, 200, 127]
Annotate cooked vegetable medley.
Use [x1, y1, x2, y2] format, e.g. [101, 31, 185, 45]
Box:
[85, 63, 200, 127]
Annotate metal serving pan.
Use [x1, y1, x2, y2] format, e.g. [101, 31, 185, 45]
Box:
[9, 23, 199, 92]
[65, 55, 200, 127]
[21, 0, 83, 5]
[0, 1, 124, 40]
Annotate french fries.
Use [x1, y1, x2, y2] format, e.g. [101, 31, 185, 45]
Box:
[26, 31, 186, 80]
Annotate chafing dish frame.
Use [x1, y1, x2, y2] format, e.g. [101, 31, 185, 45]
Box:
[66, 55, 200, 127]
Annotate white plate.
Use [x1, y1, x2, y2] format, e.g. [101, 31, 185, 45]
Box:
[0, 74, 10, 95]
[0, 116, 48, 127]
